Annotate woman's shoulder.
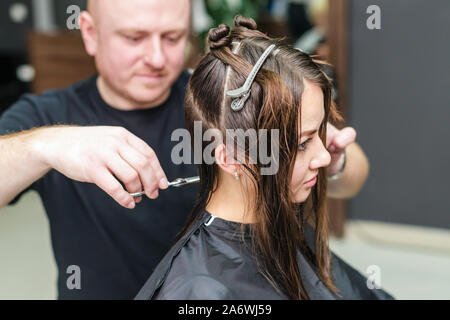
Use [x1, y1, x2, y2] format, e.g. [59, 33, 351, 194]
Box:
[135, 212, 234, 300]
[153, 220, 236, 299]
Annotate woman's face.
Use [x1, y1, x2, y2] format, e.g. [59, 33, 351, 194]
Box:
[290, 80, 331, 203]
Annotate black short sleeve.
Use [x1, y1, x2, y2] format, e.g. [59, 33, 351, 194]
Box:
[1, 96, 41, 135]
[0, 91, 65, 203]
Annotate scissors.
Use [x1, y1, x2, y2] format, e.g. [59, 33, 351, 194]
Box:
[129, 176, 200, 197]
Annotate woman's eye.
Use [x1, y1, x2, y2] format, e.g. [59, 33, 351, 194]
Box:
[298, 138, 312, 151]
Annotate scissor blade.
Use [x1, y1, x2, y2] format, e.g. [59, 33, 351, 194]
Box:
[130, 176, 200, 197]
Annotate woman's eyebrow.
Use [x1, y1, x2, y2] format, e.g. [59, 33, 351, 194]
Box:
[300, 109, 326, 136]
[300, 129, 317, 136]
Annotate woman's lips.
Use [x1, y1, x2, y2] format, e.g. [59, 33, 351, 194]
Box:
[304, 175, 317, 187]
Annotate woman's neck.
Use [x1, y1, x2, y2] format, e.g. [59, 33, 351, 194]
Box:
[205, 175, 256, 224]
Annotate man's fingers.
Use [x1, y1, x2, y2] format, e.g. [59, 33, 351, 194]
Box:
[126, 135, 168, 189]
[105, 154, 143, 196]
[326, 122, 339, 147]
[334, 127, 357, 149]
[118, 144, 160, 199]
[148, 155, 168, 192]
[91, 167, 135, 209]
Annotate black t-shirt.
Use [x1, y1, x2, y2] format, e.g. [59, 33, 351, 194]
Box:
[0, 72, 199, 299]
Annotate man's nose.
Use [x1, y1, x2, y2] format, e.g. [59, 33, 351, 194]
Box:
[310, 140, 331, 170]
[143, 37, 166, 69]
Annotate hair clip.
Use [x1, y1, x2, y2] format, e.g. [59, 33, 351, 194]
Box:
[226, 44, 276, 111]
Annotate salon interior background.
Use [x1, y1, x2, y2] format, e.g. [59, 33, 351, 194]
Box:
[0, 0, 449, 299]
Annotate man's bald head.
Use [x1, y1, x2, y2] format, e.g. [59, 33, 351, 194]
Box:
[86, 0, 191, 27]
[86, 0, 107, 25]
[80, 0, 191, 110]
[86, 0, 96, 18]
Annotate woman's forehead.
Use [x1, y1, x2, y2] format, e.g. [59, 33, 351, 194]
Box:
[299, 81, 325, 134]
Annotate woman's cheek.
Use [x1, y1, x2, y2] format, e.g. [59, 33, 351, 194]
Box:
[291, 157, 308, 192]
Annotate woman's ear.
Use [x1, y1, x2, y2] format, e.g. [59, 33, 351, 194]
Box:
[79, 11, 98, 56]
[214, 144, 241, 176]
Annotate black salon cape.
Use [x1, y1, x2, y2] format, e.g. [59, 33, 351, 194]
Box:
[135, 211, 394, 300]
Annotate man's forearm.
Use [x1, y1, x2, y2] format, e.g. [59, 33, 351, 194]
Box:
[326, 142, 369, 199]
[0, 128, 51, 207]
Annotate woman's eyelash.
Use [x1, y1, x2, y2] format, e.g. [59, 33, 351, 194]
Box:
[298, 138, 312, 151]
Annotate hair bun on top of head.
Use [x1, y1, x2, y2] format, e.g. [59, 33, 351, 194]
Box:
[207, 16, 258, 49]
[234, 15, 257, 30]
[207, 24, 231, 49]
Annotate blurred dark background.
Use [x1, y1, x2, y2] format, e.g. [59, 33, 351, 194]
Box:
[347, 0, 450, 229]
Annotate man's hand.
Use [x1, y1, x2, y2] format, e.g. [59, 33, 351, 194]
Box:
[326, 123, 357, 176]
[34, 126, 169, 209]
[325, 123, 369, 199]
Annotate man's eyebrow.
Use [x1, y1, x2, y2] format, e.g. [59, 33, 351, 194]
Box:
[117, 28, 186, 35]
[117, 29, 147, 34]
[163, 29, 187, 34]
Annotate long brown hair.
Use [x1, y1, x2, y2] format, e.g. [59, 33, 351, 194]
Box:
[178, 15, 342, 299]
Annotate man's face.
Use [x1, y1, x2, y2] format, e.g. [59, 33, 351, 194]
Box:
[89, 0, 190, 108]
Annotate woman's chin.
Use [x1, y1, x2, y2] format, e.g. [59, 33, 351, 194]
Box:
[294, 189, 311, 203]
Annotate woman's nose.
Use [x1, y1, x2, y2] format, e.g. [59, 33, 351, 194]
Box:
[310, 140, 331, 169]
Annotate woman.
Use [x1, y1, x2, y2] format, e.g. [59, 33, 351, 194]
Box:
[136, 16, 393, 300]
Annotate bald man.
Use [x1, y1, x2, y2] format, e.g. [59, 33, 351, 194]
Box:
[0, 0, 196, 299]
[0, 0, 368, 299]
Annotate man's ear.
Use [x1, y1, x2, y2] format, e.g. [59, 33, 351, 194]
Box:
[79, 11, 97, 56]
[214, 144, 241, 176]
